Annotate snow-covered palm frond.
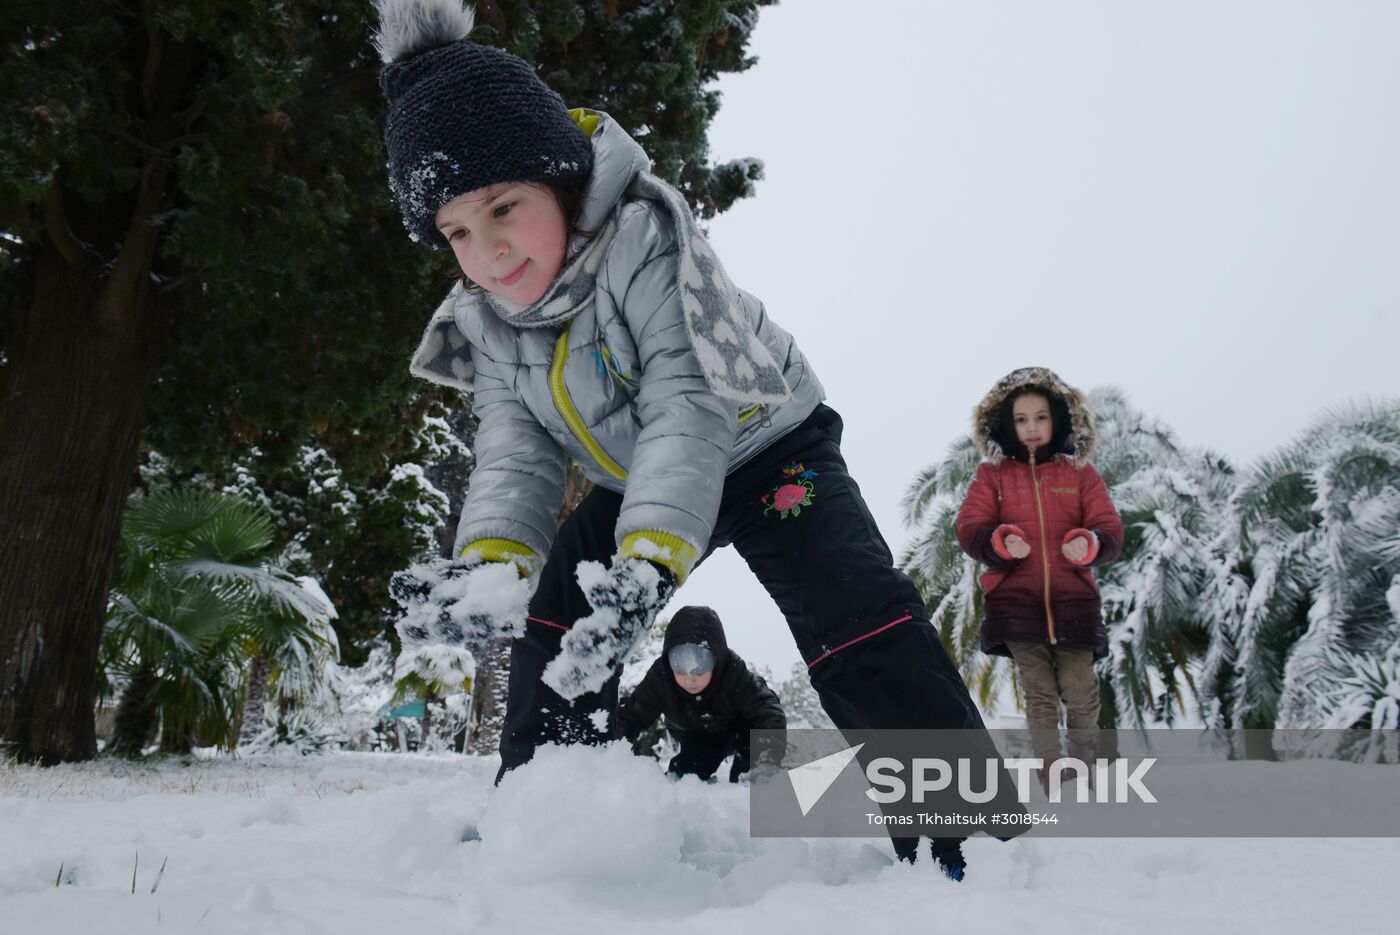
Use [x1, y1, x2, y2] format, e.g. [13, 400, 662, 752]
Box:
[1389, 576, 1400, 637]
[1228, 531, 1318, 728]
[905, 392, 1400, 731]
[1087, 398, 1230, 726]
[105, 596, 204, 663]
[124, 488, 229, 546]
[1270, 431, 1400, 729]
[1088, 387, 1189, 486]
[925, 558, 1013, 710]
[266, 592, 342, 706]
[900, 437, 980, 528]
[105, 578, 241, 663]
[902, 386, 1231, 723]
[179, 559, 334, 625]
[1214, 401, 1400, 729]
[899, 435, 1003, 702]
[1102, 509, 1210, 727]
[104, 487, 340, 752]
[125, 489, 276, 561]
[1318, 647, 1400, 730]
[1197, 512, 1251, 724]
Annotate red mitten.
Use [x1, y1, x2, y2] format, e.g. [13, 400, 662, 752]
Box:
[992, 524, 1029, 560]
[1062, 528, 1099, 566]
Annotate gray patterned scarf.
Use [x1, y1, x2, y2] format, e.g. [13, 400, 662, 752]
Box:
[482, 215, 618, 328]
[411, 172, 791, 404]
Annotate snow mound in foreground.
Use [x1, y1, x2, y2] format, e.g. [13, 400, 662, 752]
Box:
[470, 743, 894, 920]
[480, 742, 686, 883]
[1, 750, 1396, 933]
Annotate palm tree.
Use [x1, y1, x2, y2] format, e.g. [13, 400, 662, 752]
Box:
[900, 387, 1236, 725]
[899, 437, 1011, 710]
[236, 580, 341, 749]
[1089, 388, 1236, 726]
[1204, 402, 1400, 730]
[391, 642, 475, 751]
[102, 489, 334, 755]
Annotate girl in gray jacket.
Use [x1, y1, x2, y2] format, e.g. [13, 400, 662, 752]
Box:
[378, 0, 1009, 874]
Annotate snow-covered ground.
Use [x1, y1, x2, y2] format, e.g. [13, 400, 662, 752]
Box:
[1, 745, 1394, 935]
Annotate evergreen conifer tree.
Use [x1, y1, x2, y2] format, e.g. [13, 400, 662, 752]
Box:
[0, 0, 775, 762]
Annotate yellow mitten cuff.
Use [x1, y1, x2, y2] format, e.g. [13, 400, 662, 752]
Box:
[617, 530, 699, 586]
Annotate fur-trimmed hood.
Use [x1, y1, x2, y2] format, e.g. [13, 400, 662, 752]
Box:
[972, 367, 1096, 466]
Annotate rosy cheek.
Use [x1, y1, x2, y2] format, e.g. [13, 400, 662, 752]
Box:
[455, 245, 479, 277]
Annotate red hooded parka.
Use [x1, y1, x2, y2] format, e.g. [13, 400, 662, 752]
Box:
[955, 368, 1125, 658]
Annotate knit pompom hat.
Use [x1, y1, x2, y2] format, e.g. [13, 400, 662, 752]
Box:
[376, 0, 594, 247]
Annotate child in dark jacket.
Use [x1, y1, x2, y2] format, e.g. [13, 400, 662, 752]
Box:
[617, 606, 785, 783]
[956, 368, 1125, 777]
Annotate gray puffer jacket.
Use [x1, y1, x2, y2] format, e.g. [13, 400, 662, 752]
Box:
[409, 113, 824, 580]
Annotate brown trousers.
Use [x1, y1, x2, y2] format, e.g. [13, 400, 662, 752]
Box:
[1006, 641, 1100, 763]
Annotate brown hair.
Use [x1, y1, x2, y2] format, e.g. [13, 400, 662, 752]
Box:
[991, 388, 1075, 458]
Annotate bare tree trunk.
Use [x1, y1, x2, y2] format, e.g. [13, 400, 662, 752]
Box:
[465, 638, 512, 755]
[236, 651, 271, 748]
[464, 462, 593, 755]
[421, 687, 438, 747]
[0, 13, 197, 765]
[0, 228, 165, 764]
[107, 665, 159, 757]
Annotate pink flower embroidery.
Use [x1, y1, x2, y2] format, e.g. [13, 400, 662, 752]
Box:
[761, 464, 818, 519]
[773, 484, 808, 512]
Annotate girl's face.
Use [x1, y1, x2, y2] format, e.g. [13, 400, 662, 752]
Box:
[1012, 393, 1054, 451]
[435, 182, 569, 306]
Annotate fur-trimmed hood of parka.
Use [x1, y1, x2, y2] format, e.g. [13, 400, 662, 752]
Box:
[972, 367, 1097, 466]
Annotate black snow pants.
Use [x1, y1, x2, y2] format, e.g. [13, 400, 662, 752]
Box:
[666, 723, 752, 784]
[497, 405, 992, 779]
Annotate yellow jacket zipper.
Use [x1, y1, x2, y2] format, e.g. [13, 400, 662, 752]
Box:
[1029, 449, 1057, 644]
[550, 326, 627, 481]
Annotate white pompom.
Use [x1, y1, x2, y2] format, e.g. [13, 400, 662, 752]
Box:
[374, 0, 476, 64]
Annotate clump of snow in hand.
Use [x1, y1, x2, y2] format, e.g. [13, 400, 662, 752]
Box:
[433, 561, 530, 636]
[542, 558, 665, 700]
[393, 559, 531, 650]
[478, 744, 684, 884]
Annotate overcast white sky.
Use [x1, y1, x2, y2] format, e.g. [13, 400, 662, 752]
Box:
[663, 0, 1400, 678]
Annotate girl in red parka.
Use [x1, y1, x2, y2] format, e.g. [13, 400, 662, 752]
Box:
[956, 367, 1124, 775]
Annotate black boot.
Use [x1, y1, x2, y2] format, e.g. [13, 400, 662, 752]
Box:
[893, 836, 919, 864]
[930, 838, 967, 882]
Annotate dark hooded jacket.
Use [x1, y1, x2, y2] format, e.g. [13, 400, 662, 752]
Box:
[955, 367, 1125, 658]
[616, 606, 786, 743]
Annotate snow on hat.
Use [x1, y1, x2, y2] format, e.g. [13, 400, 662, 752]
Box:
[667, 642, 717, 676]
[375, 0, 594, 247]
